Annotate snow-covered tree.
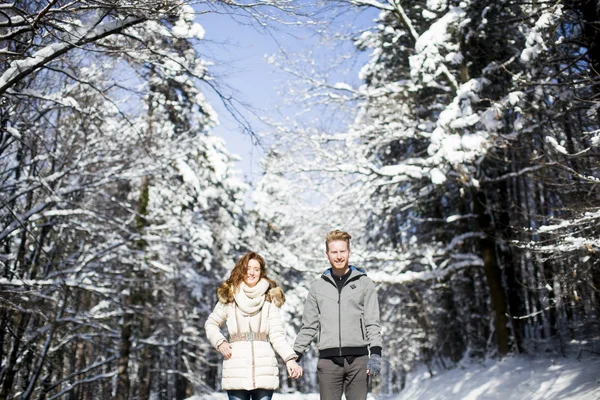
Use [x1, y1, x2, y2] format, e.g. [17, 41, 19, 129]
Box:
[261, 0, 600, 392]
[0, 1, 305, 398]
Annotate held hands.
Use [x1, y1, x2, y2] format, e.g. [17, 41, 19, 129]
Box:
[286, 359, 303, 379]
[366, 354, 381, 376]
[217, 341, 232, 360]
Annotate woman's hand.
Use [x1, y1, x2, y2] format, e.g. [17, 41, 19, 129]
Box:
[217, 341, 232, 360]
[286, 359, 303, 379]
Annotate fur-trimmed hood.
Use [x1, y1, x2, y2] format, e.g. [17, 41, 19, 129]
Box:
[217, 282, 285, 307]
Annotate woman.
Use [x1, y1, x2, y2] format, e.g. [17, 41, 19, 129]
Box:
[205, 252, 303, 400]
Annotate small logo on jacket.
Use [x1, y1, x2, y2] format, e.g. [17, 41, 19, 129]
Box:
[350, 284, 356, 289]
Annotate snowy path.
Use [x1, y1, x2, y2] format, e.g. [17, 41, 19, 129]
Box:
[190, 355, 600, 400]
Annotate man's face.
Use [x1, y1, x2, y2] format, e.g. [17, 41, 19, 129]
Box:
[326, 240, 350, 272]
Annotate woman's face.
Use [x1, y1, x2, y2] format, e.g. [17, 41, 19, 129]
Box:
[244, 259, 261, 287]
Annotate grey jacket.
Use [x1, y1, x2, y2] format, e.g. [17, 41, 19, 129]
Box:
[294, 266, 383, 359]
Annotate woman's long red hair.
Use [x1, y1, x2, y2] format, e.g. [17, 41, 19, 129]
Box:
[225, 252, 276, 290]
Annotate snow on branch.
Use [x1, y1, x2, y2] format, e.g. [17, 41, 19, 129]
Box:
[0, 277, 118, 295]
[47, 371, 117, 400]
[43, 355, 118, 395]
[0, 15, 146, 96]
[520, 5, 563, 64]
[536, 209, 600, 234]
[510, 305, 554, 320]
[346, 0, 394, 12]
[545, 136, 592, 157]
[481, 163, 556, 183]
[368, 256, 483, 284]
[410, 7, 463, 91]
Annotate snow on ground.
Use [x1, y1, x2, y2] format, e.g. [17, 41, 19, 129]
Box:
[392, 354, 600, 400]
[189, 354, 600, 400]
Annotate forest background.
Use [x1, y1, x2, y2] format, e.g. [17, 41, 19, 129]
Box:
[1, 0, 599, 399]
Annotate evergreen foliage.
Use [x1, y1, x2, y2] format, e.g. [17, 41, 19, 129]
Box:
[258, 0, 600, 393]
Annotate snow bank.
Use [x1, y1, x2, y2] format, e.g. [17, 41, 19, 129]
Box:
[394, 355, 600, 400]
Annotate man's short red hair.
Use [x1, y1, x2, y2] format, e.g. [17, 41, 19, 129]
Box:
[325, 230, 352, 251]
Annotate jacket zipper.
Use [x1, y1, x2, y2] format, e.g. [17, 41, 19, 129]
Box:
[324, 271, 363, 357]
[250, 326, 256, 388]
[338, 289, 342, 356]
[360, 317, 365, 340]
[337, 274, 361, 356]
[251, 340, 256, 388]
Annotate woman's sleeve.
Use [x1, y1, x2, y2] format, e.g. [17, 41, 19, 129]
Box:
[267, 303, 297, 363]
[204, 302, 229, 350]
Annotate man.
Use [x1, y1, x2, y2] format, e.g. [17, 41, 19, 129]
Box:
[294, 230, 382, 400]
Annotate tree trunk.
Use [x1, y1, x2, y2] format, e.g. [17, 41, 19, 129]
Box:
[116, 176, 151, 400]
[76, 293, 91, 400]
[174, 343, 187, 400]
[102, 360, 112, 400]
[575, 0, 600, 125]
[20, 294, 67, 400]
[0, 310, 8, 377]
[136, 176, 152, 400]
[137, 312, 152, 400]
[498, 175, 525, 353]
[473, 189, 510, 356]
[0, 313, 31, 398]
[114, 312, 132, 400]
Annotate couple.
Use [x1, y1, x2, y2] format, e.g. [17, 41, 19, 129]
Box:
[205, 230, 383, 400]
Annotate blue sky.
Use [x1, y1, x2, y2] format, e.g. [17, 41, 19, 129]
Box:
[195, 5, 379, 181]
[198, 12, 283, 181]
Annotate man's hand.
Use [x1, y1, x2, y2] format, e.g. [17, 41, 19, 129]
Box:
[217, 341, 232, 360]
[366, 354, 381, 376]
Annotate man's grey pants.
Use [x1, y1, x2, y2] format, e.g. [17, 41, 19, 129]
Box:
[317, 355, 369, 400]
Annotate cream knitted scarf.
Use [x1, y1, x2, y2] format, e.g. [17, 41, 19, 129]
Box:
[234, 279, 270, 316]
